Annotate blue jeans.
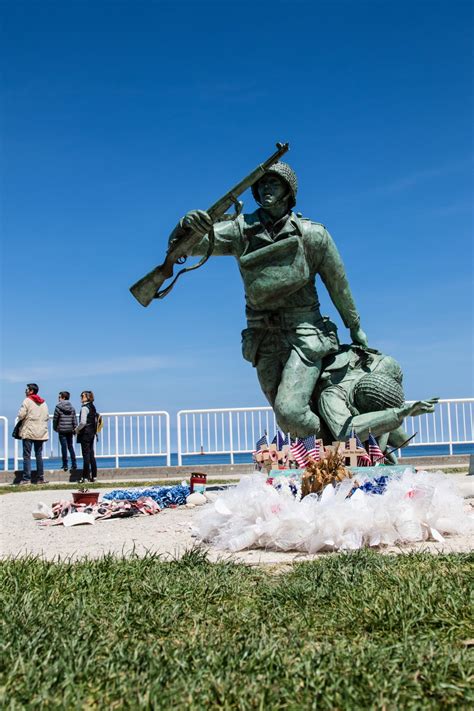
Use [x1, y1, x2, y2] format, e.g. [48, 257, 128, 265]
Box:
[59, 432, 77, 469]
[22, 439, 44, 481]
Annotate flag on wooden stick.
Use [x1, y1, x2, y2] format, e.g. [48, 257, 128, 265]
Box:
[367, 433, 385, 465]
[271, 431, 288, 449]
[351, 432, 371, 466]
[290, 435, 321, 467]
[255, 432, 268, 452]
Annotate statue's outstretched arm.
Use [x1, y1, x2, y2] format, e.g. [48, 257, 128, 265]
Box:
[343, 409, 403, 443]
[341, 398, 438, 443]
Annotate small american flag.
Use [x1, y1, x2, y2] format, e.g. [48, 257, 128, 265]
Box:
[290, 438, 307, 467]
[354, 433, 371, 466]
[290, 435, 320, 467]
[272, 431, 288, 449]
[304, 435, 321, 462]
[255, 433, 268, 451]
[368, 433, 385, 465]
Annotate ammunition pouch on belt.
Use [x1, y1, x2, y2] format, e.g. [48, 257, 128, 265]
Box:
[241, 311, 340, 367]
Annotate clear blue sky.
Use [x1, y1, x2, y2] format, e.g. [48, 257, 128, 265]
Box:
[1, 0, 473, 426]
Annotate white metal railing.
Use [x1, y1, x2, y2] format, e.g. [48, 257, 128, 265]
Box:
[177, 407, 277, 465]
[401, 398, 474, 456]
[1, 399, 473, 472]
[176, 399, 474, 464]
[12, 411, 171, 471]
[0, 416, 8, 471]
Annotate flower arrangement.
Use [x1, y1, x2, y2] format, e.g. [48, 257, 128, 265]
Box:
[301, 447, 352, 497]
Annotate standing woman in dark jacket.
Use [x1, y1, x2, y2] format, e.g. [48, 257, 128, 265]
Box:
[76, 391, 98, 482]
[53, 391, 78, 472]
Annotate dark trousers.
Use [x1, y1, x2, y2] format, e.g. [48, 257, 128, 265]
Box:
[81, 434, 97, 481]
[58, 432, 77, 469]
[22, 439, 44, 481]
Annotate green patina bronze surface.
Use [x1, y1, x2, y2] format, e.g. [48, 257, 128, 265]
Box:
[135, 149, 437, 450]
[313, 344, 437, 460]
[169, 160, 369, 438]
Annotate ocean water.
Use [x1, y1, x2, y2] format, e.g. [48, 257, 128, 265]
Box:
[3, 443, 473, 472]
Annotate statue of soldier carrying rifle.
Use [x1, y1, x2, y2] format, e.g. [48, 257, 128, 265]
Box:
[173, 163, 368, 438]
[131, 144, 369, 438]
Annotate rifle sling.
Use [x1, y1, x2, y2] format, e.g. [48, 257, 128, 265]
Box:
[154, 230, 216, 300]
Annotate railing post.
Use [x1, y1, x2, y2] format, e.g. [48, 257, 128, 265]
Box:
[446, 403, 454, 456]
[0, 417, 8, 471]
[177, 412, 182, 466]
[114, 416, 119, 468]
[50, 418, 54, 458]
[14, 429, 19, 472]
[228, 411, 234, 464]
[165, 412, 171, 467]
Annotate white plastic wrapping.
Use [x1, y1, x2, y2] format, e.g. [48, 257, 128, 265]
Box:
[194, 470, 473, 553]
[62, 512, 96, 527]
[32, 502, 53, 520]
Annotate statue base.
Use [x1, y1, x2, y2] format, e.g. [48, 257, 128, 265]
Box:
[349, 465, 415, 477]
[266, 465, 414, 479]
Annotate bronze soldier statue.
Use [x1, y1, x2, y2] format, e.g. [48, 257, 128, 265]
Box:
[167, 161, 368, 438]
[130, 146, 438, 443]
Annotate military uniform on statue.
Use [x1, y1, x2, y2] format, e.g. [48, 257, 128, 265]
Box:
[169, 161, 368, 438]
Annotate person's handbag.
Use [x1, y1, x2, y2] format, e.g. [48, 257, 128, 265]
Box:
[12, 420, 23, 439]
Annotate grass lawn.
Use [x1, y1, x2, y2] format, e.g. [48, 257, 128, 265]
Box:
[1, 550, 473, 709]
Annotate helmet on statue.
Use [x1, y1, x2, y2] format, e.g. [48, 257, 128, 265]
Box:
[252, 162, 298, 208]
[353, 373, 405, 413]
[373, 355, 404, 384]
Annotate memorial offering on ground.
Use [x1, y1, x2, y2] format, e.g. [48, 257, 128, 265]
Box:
[195, 469, 473, 553]
[33, 483, 190, 526]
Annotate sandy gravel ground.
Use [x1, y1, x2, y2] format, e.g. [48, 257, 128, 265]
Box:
[1, 476, 473, 565]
